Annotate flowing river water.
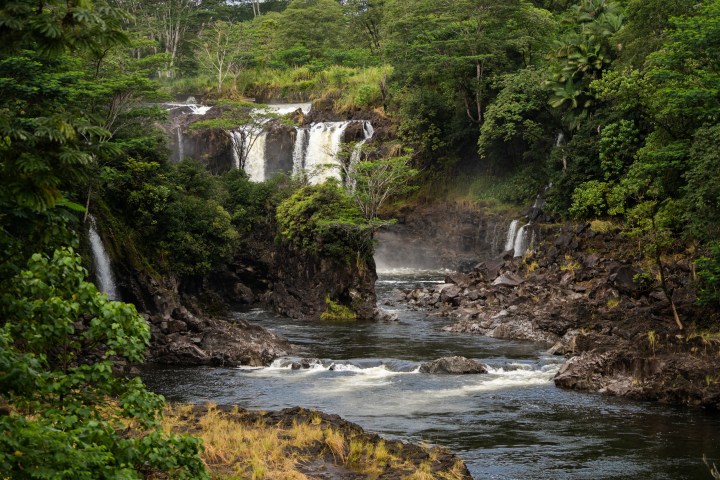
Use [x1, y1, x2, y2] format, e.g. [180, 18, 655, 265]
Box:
[143, 270, 720, 479]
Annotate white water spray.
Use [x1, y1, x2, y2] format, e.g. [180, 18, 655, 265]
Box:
[513, 223, 531, 257]
[504, 220, 520, 252]
[303, 121, 350, 184]
[88, 216, 120, 300]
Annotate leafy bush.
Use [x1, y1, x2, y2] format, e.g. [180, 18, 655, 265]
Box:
[697, 242, 720, 308]
[0, 249, 207, 479]
[569, 180, 612, 218]
[320, 296, 358, 322]
[276, 182, 371, 262]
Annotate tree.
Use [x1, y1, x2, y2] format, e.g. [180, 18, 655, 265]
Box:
[0, 0, 208, 476]
[382, 0, 552, 156]
[196, 20, 254, 92]
[343, 154, 418, 222]
[547, 0, 624, 129]
[189, 101, 280, 170]
[275, 0, 347, 58]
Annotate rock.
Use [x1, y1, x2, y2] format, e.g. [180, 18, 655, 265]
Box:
[164, 319, 187, 334]
[440, 285, 462, 302]
[150, 315, 292, 367]
[492, 272, 524, 287]
[291, 358, 323, 370]
[608, 264, 640, 295]
[419, 356, 487, 374]
[445, 272, 471, 288]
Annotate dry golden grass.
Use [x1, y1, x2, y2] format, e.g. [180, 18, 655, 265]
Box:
[163, 404, 470, 480]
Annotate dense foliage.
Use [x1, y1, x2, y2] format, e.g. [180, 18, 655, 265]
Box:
[0, 0, 208, 477]
[276, 182, 373, 262]
[2, 0, 720, 472]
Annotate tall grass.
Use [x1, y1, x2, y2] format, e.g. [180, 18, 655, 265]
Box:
[163, 65, 390, 110]
[163, 404, 469, 479]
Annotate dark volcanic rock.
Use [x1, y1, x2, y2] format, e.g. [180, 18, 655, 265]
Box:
[419, 356, 488, 374]
[150, 309, 291, 367]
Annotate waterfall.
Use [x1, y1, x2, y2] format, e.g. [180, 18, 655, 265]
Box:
[504, 220, 519, 252]
[513, 223, 531, 258]
[242, 128, 267, 182]
[88, 216, 120, 300]
[350, 121, 375, 165]
[292, 127, 308, 176]
[303, 121, 350, 184]
[176, 127, 184, 162]
[231, 131, 241, 170]
[555, 132, 566, 147]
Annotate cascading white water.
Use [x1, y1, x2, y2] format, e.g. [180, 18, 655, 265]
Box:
[242, 129, 267, 182]
[555, 132, 566, 147]
[349, 121, 375, 165]
[504, 220, 520, 252]
[513, 223, 531, 257]
[292, 128, 308, 176]
[231, 131, 241, 170]
[88, 216, 120, 300]
[255, 102, 312, 116]
[176, 128, 184, 162]
[303, 121, 350, 184]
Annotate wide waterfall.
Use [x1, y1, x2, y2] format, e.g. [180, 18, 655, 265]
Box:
[232, 128, 267, 182]
[88, 216, 120, 300]
[302, 121, 350, 183]
[237, 119, 374, 185]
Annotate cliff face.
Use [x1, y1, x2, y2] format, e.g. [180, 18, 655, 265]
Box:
[375, 202, 514, 271]
[383, 212, 720, 409]
[267, 244, 378, 320]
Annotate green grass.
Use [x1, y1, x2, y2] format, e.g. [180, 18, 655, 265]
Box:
[161, 65, 391, 110]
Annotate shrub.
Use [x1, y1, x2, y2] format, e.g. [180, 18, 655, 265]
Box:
[697, 242, 720, 308]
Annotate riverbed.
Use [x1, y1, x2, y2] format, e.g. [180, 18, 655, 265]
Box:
[142, 270, 720, 479]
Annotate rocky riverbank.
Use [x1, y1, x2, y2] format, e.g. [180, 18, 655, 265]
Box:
[386, 220, 720, 409]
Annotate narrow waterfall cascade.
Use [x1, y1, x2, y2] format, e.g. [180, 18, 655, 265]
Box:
[349, 121, 375, 165]
[292, 128, 308, 176]
[513, 223, 532, 257]
[233, 119, 372, 184]
[504, 220, 520, 252]
[302, 121, 351, 184]
[555, 131, 566, 147]
[87, 216, 120, 300]
[176, 128, 184, 162]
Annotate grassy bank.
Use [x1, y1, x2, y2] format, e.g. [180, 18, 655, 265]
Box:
[162, 403, 470, 480]
[162, 65, 390, 113]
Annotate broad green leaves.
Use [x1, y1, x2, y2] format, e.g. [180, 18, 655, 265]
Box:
[0, 249, 208, 479]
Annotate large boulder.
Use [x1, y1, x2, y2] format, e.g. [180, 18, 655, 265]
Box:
[419, 356, 487, 374]
[150, 309, 292, 367]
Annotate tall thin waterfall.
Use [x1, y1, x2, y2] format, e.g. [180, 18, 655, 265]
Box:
[292, 128, 308, 176]
[244, 130, 267, 182]
[350, 121, 375, 165]
[176, 127, 184, 162]
[504, 220, 520, 252]
[303, 121, 350, 184]
[513, 223, 531, 258]
[88, 216, 120, 300]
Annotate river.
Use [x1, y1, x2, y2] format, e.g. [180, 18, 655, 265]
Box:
[142, 270, 720, 479]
